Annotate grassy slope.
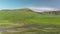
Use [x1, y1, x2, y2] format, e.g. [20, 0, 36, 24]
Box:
[0, 8, 60, 25]
[0, 8, 60, 34]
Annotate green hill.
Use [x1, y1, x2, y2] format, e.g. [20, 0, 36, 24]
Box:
[0, 8, 60, 25]
[0, 8, 60, 34]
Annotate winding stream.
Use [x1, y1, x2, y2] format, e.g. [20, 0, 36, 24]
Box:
[0, 24, 60, 34]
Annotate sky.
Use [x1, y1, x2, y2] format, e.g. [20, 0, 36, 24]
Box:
[0, 0, 60, 10]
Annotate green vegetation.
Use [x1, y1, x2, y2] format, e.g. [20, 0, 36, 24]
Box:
[0, 8, 60, 24]
[0, 8, 60, 34]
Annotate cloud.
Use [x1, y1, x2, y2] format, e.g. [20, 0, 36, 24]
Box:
[28, 7, 59, 12]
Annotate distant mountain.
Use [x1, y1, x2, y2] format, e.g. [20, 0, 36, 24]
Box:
[28, 7, 60, 15]
[28, 7, 59, 12]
